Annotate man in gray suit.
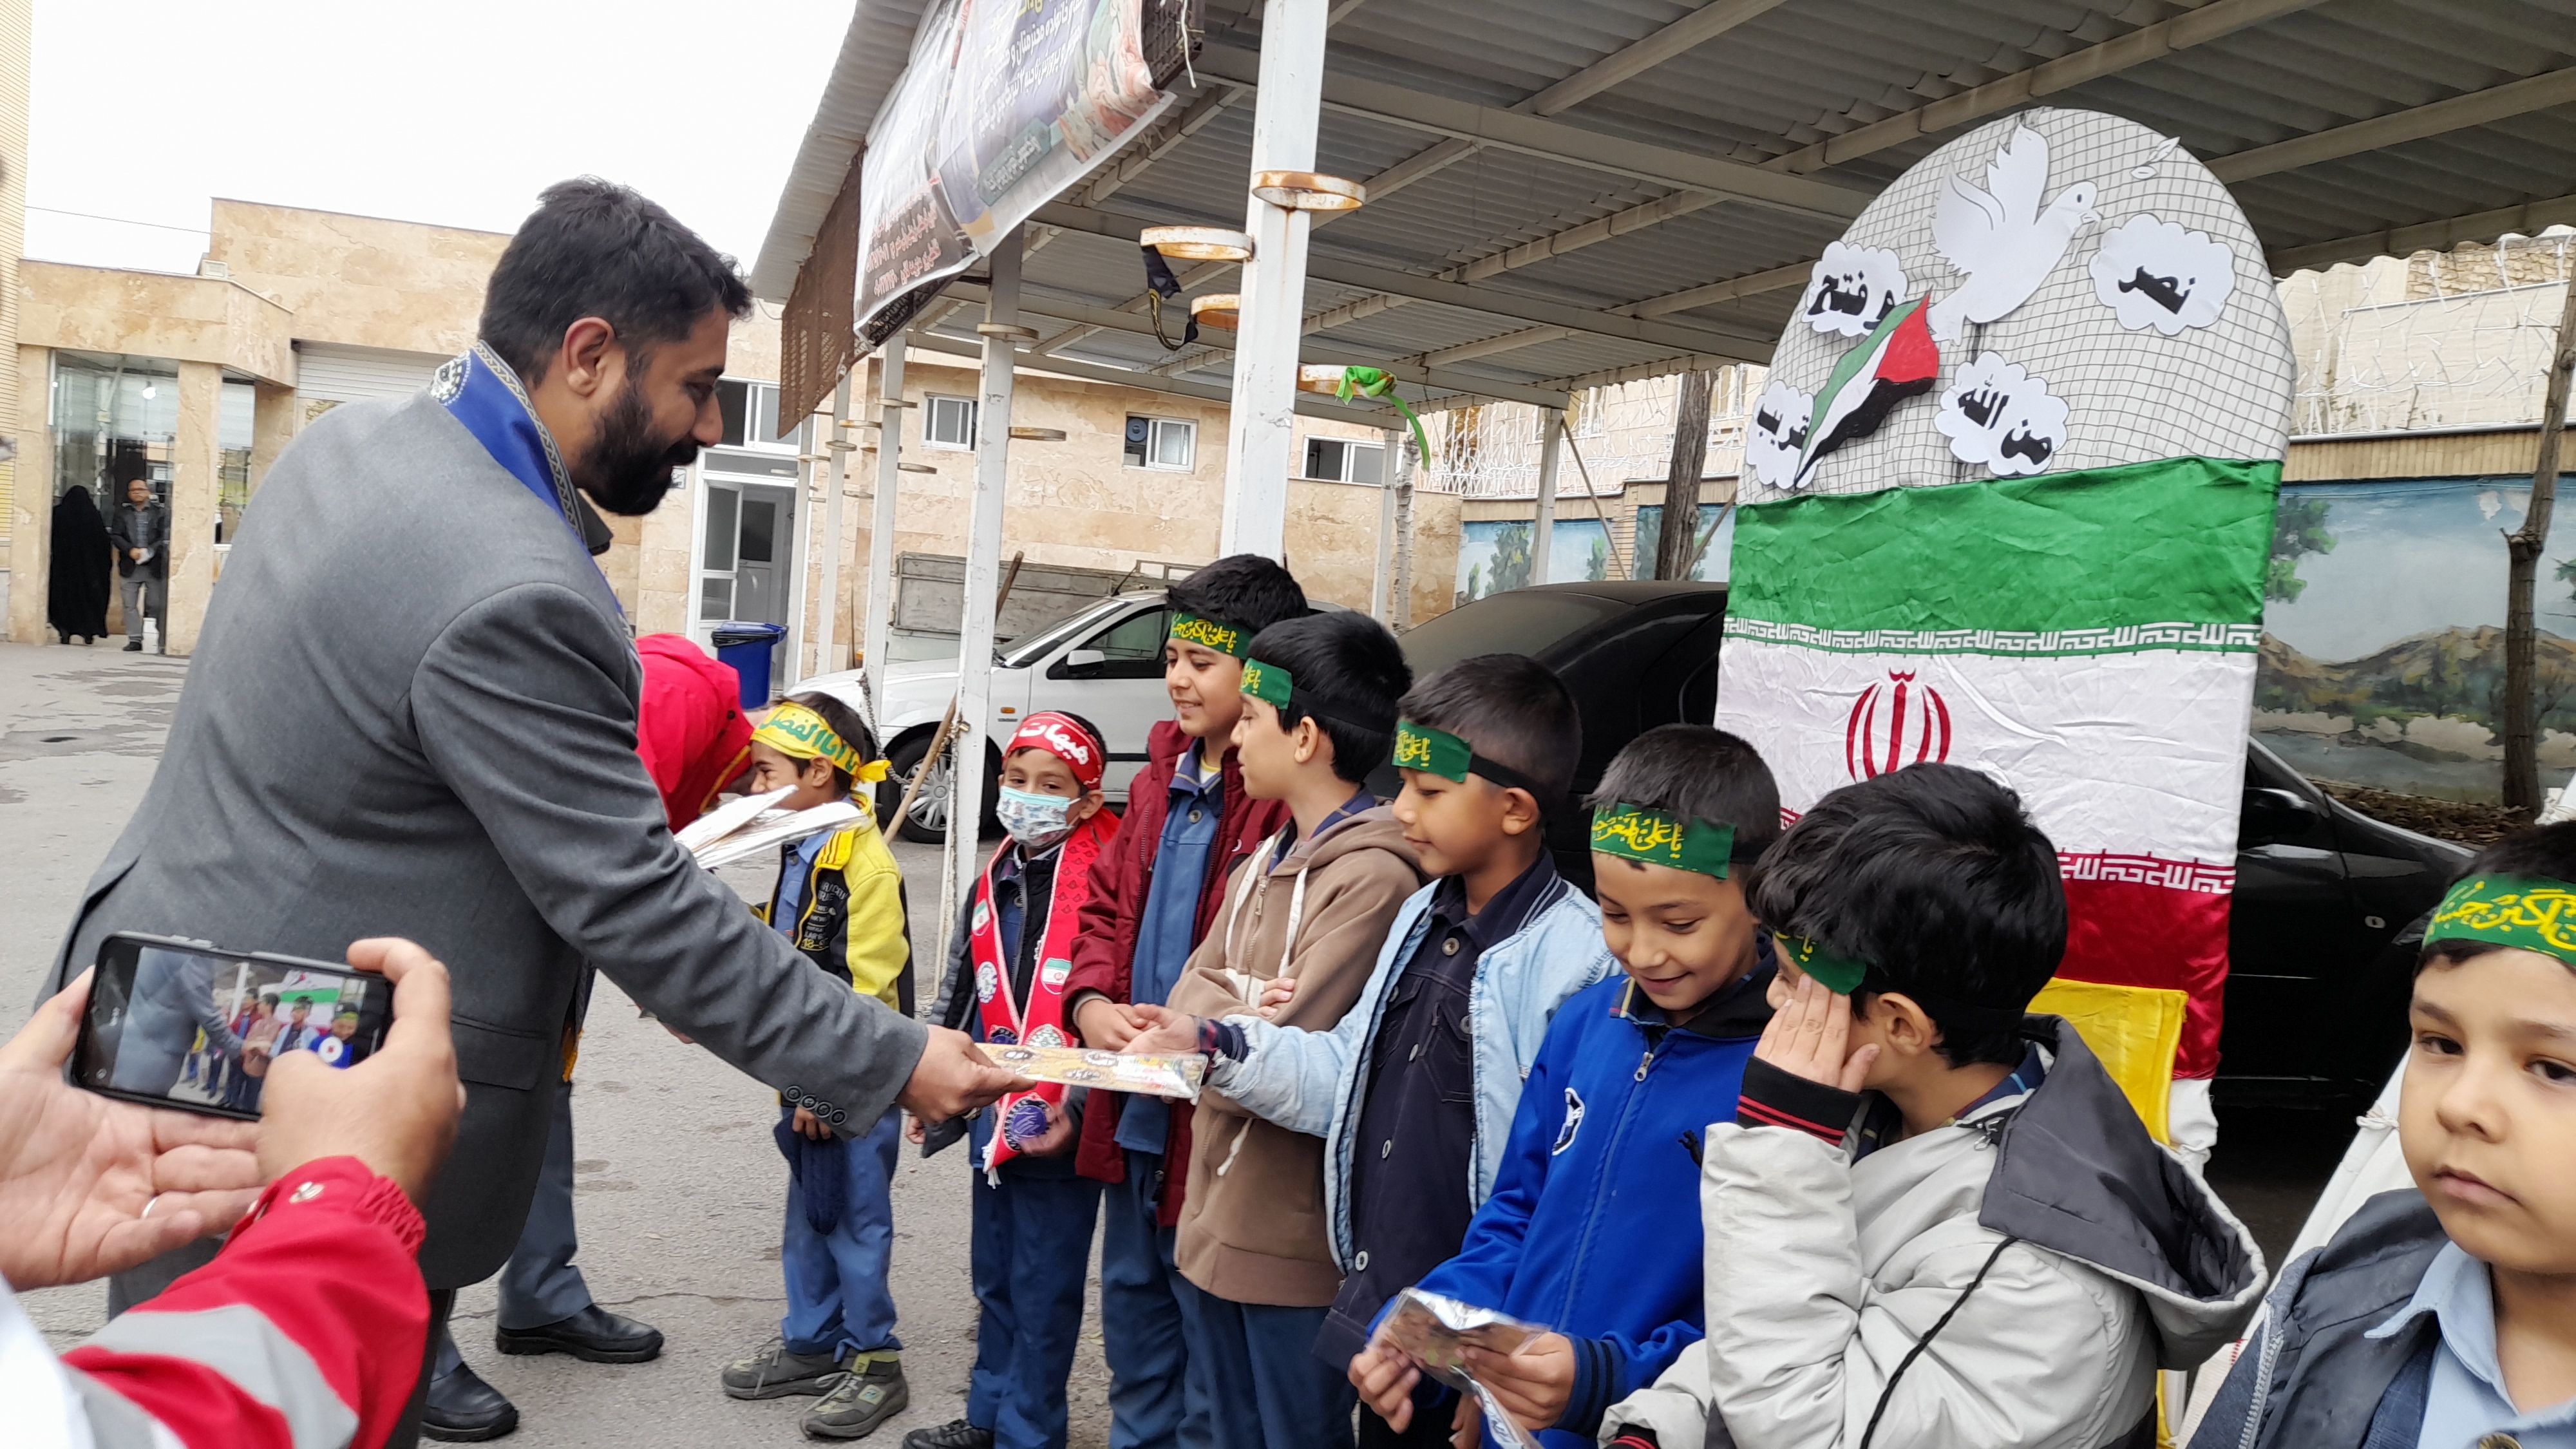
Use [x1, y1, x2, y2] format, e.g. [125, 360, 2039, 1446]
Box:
[52, 178, 1017, 1446]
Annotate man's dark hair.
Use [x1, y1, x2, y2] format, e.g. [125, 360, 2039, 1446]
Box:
[479, 178, 753, 387]
[1586, 724, 1781, 860]
[2421, 820, 2576, 974]
[781, 690, 880, 797]
[1743, 763, 2065, 1068]
[1244, 612, 1411, 785]
[1397, 654, 1582, 804]
[1166, 554, 1306, 638]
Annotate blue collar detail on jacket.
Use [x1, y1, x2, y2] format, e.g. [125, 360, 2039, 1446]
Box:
[432, 344, 584, 540]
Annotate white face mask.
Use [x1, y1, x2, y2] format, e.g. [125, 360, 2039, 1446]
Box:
[996, 786, 1076, 850]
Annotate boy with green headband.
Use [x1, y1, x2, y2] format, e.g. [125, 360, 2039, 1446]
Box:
[1132, 653, 1612, 1446]
[1602, 762, 2263, 1449]
[2190, 823, 2576, 1449]
[720, 688, 920, 1441]
[1350, 723, 1783, 1448]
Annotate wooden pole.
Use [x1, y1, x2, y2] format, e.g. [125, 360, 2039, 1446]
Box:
[1561, 428, 1630, 581]
[887, 550, 1025, 835]
[2503, 278, 2576, 814]
[1654, 370, 1716, 580]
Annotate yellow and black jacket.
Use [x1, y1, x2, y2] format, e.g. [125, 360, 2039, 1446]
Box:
[755, 822, 913, 1016]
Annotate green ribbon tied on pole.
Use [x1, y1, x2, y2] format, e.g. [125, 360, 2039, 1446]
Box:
[1337, 366, 1432, 466]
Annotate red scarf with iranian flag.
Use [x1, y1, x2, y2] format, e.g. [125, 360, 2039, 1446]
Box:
[971, 808, 1116, 1173]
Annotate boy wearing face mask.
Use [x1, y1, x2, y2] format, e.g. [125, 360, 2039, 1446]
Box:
[906, 712, 1121, 1449]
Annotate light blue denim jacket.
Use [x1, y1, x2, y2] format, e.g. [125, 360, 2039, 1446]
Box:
[1206, 872, 1617, 1272]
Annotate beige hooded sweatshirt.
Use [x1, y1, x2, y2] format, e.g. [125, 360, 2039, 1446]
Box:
[1166, 804, 1423, 1307]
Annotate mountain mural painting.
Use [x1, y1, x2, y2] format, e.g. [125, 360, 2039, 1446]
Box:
[2254, 477, 2576, 804]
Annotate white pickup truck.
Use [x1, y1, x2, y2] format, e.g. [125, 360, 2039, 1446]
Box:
[797, 591, 1179, 841]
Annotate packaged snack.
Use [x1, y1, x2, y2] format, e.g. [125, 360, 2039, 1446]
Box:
[987, 1043, 1204, 1100]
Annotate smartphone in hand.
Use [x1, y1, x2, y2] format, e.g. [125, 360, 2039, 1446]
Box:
[72, 932, 395, 1121]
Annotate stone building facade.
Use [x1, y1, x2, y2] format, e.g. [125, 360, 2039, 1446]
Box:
[6, 197, 1460, 672]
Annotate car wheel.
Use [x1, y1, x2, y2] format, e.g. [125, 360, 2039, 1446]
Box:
[879, 732, 1002, 845]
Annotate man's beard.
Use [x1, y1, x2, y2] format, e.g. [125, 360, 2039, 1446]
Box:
[576, 375, 700, 516]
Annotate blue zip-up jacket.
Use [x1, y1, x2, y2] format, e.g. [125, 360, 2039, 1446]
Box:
[1401, 963, 1774, 1448]
[1205, 871, 1619, 1260]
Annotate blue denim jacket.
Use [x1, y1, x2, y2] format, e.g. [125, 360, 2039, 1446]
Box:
[1205, 871, 1616, 1271]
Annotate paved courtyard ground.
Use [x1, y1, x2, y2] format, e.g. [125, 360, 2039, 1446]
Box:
[0, 638, 2344, 1446]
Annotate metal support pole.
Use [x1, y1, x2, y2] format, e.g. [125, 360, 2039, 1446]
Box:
[815, 371, 854, 680]
[1531, 411, 1563, 587]
[1391, 432, 1417, 629]
[945, 228, 1024, 963]
[865, 336, 909, 728]
[1370, 472, 1396, 622]
[784, 417, 815, 690]
[1217, 0, 1328, 560]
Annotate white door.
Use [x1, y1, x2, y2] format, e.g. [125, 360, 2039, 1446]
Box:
[1036, 601, 1171, 801]
[696, 480, 797, 683]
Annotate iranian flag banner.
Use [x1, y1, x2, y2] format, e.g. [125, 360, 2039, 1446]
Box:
[1721, 455, 2277, 1079]
[1721, 109, 2297, 1155]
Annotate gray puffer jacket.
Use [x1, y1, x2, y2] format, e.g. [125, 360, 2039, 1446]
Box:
[1604, 1018, 2266, 1449]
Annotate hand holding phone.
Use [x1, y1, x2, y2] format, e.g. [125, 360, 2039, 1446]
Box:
[0, 969, 261, 1289]
[256, 938, 464, 1207]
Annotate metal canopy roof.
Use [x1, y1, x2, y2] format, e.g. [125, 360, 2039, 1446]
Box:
[755, 0, 2576, 413]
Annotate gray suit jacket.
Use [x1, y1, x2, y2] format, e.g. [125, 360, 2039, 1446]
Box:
[53, 392, 929, 1287]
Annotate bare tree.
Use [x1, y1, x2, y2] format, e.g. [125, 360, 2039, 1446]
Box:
[1655, 370, 1716, 581]
[2503, 279, 2576, 814]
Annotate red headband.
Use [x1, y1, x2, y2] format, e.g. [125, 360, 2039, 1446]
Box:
[1008, 712, 1104, 788]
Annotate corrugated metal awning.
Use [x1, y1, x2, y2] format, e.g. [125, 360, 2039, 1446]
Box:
[755, 0, 2576, 410]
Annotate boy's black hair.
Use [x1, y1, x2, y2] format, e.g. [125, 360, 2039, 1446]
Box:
[1166, 553, 1307, 638]
[2421, 820, 2576, 974]
[1585, 724, 1781, 861]
[1396, 654, 1582, 806]
[1743, 763, 2065, 1068]
[779, 690, 880, 797]
[1244, 612, 1412, 785]
[480, 178, 753, 388]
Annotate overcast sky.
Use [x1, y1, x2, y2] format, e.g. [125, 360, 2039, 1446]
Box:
[23, 0, 854, 276]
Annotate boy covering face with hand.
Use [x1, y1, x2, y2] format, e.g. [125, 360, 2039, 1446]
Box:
[1603, 762, 2264, 1449]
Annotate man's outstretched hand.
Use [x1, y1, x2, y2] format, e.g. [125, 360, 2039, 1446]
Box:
[896, 1026, 1023, 1122]
[0, 969, 261, 1289]
[258, 938, 464, 1208]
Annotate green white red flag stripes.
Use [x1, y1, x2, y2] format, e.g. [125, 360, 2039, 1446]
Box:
[1717, 457, 2278, 1077]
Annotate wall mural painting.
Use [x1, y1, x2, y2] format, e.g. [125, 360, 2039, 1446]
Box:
[2255, 477, 2576, 803]
[1454, 519, 1612, 605]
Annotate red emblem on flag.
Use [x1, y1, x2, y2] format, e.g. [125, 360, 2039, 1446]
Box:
[1845, 670, 1952, 779]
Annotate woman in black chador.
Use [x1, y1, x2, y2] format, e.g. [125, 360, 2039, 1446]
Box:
[48, 484, 113, 645]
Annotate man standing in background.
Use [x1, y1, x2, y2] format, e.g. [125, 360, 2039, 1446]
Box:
[106, 476, 167, 654]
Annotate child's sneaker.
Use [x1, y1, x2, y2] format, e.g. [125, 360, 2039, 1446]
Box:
[802, 1358, 908, 1440]
[721, 1338, 849, 1399]
[899, 1421, 994, 1449]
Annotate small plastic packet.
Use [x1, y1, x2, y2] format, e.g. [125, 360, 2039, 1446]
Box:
[986, 1043, 1205, 1101]
[1380, 1289, 1547, 1449]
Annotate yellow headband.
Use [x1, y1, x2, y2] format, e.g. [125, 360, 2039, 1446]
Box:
[753, 702, 889, 783]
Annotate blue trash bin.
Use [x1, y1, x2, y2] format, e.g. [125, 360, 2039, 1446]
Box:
[710, 621, 788, 709]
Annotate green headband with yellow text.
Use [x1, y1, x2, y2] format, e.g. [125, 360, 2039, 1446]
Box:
[1168, 611, 1251, 659]
[2427, 873, 2576, 967]
[1390, 719, 1551, 804]
[1774, 933, 1871, 996]
[753, 702, 889, 783]
[1589, 804, 1736, 879]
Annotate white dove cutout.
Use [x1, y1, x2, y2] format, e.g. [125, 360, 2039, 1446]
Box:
[1926, 126, 2101, 343]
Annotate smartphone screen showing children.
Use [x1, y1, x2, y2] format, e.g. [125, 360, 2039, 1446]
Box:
[75, 935, 395, 1118]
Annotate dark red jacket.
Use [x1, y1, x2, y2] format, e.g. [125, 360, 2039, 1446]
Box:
[1065, 718, 1289, 1205]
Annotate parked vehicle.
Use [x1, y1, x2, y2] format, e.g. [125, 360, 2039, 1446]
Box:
[809, 578, 2465, 1103]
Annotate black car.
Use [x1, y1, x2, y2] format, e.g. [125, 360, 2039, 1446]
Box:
[1399, 581, 2467, 1106]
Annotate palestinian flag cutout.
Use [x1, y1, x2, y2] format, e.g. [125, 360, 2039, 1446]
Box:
[1717, 109, 2295, 1157]
[1795, 297, 1938, 485]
